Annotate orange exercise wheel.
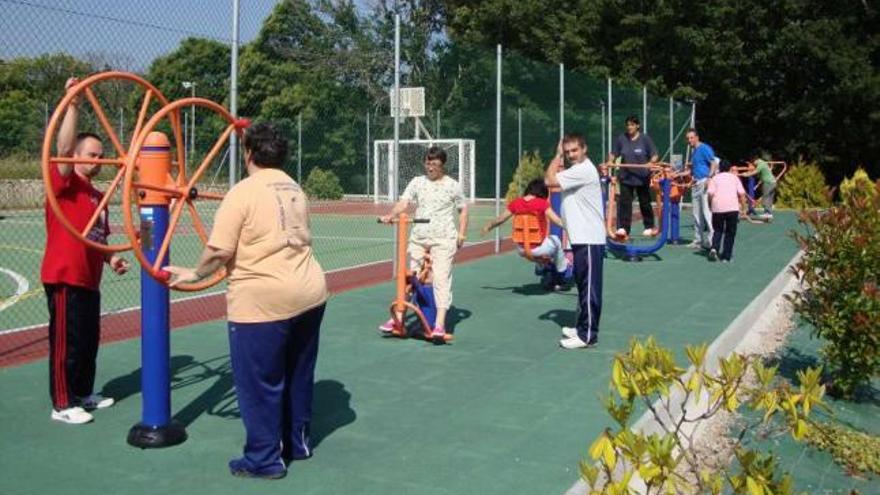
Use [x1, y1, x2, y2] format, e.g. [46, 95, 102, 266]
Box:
[122, 97, 247, 291]
[41, 71, 175, 253]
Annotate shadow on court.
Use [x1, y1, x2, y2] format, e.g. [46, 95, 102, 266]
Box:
[101, 355, 358, 442]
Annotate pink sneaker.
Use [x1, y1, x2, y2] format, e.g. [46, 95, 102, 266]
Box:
[378, 318, 396, 333]
[431, 326, 447, 344]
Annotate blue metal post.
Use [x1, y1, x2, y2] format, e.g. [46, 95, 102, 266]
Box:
[127, 134, 187, 449]
[747, 176, 757, 215]
[140, 206, 170, 426]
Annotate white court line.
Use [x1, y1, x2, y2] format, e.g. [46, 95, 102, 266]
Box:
[0, 219, 43, 225]
[312, 235, 391, 242]
[0, 258, 394, 337]
[0, 267, 29, 312]
[0, 240, 501, 337]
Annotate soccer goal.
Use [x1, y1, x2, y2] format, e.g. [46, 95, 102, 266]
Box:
[373, 87, 476, 203]
[373, 139, 476, 203]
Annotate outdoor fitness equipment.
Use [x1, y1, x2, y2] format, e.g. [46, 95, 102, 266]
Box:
[41, 72, 174, 252]
[601, 163, 674, 262]
[662, 170, 693, 244]
[41, 71, 246, 449]
[742, 160, 787, 223]
[379, 214, 452, 344]
[511, 194, 573, 290]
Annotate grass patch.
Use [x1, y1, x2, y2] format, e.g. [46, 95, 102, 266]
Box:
[0, 154, 41, 180]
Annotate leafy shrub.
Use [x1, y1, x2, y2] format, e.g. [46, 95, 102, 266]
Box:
[581, 337, 825, 494]
[504, 151, 545, 203]
[303, 167, 344, 200]
[776, 161, 831, 209]
[839, 167, 876, 202]
[789, 180, 880, 398]
[805, 420, 880, 476]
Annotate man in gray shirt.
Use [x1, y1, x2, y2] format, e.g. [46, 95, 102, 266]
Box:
[545, 133, 605, 349]
[607, 115, 659, 237]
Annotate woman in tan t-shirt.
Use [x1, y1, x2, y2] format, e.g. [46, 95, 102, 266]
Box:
[166, 122, 328, 479]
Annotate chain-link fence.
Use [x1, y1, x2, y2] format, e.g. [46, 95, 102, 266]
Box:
[0, 0, 693, 364]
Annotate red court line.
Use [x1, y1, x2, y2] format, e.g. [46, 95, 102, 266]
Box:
[0, 239, 515, 368]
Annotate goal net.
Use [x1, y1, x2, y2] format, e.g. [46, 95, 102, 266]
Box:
[373, 139, 476, 203]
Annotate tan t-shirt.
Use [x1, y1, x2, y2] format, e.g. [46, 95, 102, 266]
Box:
[208, 168, 328, 323]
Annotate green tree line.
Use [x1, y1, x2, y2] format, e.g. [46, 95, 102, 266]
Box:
[2, 0, 875, 191]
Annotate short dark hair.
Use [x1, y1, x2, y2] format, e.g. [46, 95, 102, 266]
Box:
[625, 115, 640, 127]
[76, 132, 102, 146]
[686, 128, 698, 137]
[719, 159, 733, 172]
[562, 132, 586, 148]
[425, 146, 447, 164]
[524, 178, 549, 198]
[243, 122, 288, 168]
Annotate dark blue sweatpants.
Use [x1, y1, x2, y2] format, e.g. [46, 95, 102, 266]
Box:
[572, 244, 604, 343]
[228, 303, 326, 475]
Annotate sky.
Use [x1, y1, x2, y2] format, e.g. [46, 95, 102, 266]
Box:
[0, 0, 280, 71]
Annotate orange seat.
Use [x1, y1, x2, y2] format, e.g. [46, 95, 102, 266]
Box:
[512, 214, 544, 261]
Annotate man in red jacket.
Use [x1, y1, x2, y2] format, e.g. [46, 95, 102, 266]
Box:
[42, 77, 129, 425]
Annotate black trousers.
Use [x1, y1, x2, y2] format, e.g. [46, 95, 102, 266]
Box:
[617, 183, 655, 233]
[572, 244, 604, 343]
[45, 284, 101, 410]
[711, 212, 739, 261]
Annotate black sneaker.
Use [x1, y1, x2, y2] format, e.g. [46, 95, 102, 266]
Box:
[229, 458, 286, 480]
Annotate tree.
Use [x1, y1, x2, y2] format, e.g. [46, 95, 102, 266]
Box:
[0, 53, 92, 157]
[146, 37, 231, 105]
[443, 0, 880, 183]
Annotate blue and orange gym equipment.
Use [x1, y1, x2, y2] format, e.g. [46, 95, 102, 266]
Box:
[601, 163, 677, 261]
[42, 72, 247, 448]
[379, 214, 452, 344]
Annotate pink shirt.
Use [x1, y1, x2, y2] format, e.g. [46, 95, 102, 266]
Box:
[707, 172, 745, 213]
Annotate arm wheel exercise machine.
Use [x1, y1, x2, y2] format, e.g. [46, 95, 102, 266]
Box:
[41, 71, 246, 448]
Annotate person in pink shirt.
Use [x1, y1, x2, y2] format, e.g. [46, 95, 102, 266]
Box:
[707, 159, 746, 262]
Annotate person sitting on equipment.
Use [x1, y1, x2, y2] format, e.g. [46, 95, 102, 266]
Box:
[481, 178, 568, 276]
[377, 146, 468, 340]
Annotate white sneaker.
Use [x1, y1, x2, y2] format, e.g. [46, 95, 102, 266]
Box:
[559, 337, 591, 349]
[51, 406, 93, 424]
[561, 327, 578, 339]
[76, 394, 115, 410]
[643, 228, 659, 237]
[686, 240, 702, 249]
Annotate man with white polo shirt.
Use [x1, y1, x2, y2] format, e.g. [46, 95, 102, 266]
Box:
[545, 133, 606, 349]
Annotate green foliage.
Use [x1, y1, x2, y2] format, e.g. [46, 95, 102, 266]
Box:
[839, 168, 876, 202]
[146, 38, 231, 105]
[0, 53, 92, 157]
[789, 180, 880, 398]
[776, 161, 831, 209]
[445, 0, 880, 182]
[581, 337, 825, 494]
[805, 420, 880, 476]
[504, 151, 545, 203]
[304, 167, 344, 200]
[0, 154, 40, 180]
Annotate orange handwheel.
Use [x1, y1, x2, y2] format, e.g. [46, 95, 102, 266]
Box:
[41, 72, 174, 253]
[121, 97, 248, 291]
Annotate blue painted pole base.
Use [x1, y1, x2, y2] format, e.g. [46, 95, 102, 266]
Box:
[127, 421, 188, 449]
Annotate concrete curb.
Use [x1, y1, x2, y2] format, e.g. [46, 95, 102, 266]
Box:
[564, 250, 803, 495]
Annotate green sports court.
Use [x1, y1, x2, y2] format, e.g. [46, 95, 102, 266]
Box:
[0, 212, 818, 495]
